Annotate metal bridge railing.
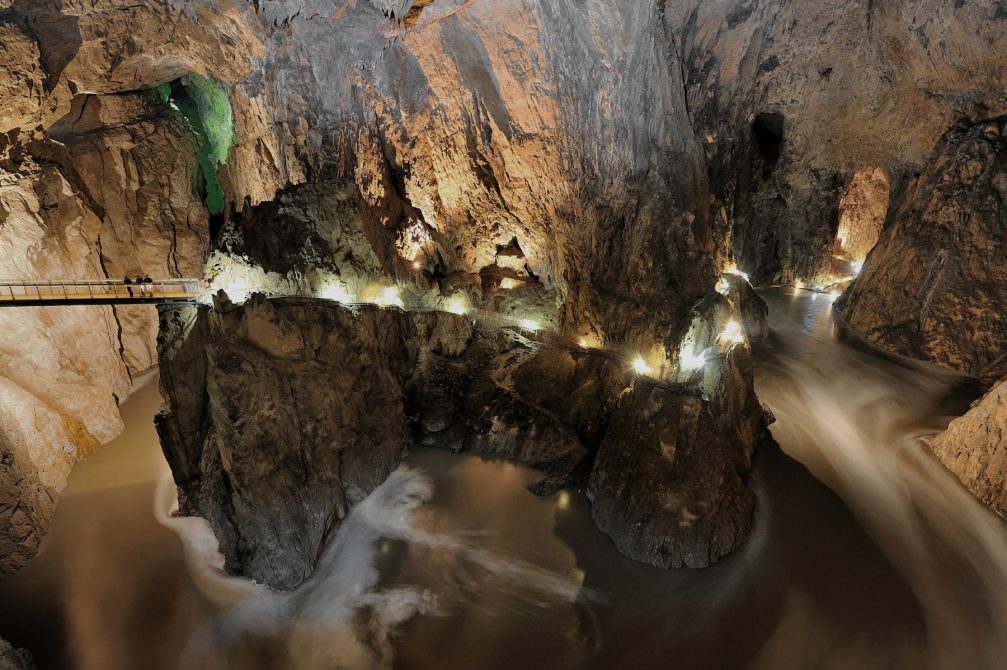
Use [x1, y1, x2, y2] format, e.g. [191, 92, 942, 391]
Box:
[0, 279, 201, 303]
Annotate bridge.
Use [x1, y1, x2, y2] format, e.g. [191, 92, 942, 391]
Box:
[0, 279, 201, 306]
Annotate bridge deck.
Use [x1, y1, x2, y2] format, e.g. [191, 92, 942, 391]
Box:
[0, 280, 200, 306]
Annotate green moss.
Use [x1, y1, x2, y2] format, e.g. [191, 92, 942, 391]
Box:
[159, 75, 234, 215]
[179, 75, 234, 166]
[156, 82, 171, 104]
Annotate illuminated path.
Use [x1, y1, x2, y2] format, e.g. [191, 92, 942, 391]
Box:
[0, 279, 201, 306]
[0, 278, 754, 382]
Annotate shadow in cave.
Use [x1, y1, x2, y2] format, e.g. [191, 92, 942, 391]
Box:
[551, 437, 926, 669]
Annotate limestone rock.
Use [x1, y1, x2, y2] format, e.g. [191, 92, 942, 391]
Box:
[929, 378, 1007, 517]
[673, 0, 1007, 283]
[158, 294, 769, 589]
[0, 637, 35, 670]
[838, 119, 1007, 384]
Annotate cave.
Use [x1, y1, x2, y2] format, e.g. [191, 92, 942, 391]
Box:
[751, 111, 785, 173]
[1, 2, 1007, 670]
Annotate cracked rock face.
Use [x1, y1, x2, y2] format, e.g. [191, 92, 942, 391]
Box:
[673, 0, 1007, 284]
[0, 636, 35, 670]
[157, 294, 769, 589]
[929, 377, 1007, 517]
[838, 119, 1007, 384]
[6, 0, 1007, 584]
[0, 27, 212, 575]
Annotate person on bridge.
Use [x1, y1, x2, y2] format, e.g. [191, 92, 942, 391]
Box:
[123, 276, 133, 298]
[135, 274, 145, 297]
[143, 275, 153, 297]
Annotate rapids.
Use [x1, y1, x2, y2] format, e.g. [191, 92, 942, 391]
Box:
[0, 289, 1004, 669]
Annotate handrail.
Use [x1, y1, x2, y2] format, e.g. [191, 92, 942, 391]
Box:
[0, 278, 202, 305]
[0, 278, 199, 286]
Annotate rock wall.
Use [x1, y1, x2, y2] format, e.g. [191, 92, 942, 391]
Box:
[5, 0, 1007, 584]
[157, 293, 770, 589]
[838, 119, 1007, 384]
[0, 636, 35, 670]
[671, 0, 1007, 284]
[0, 6, 213, 575]
[929, 377, 1007, 517]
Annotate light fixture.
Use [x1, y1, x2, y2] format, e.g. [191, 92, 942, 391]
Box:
[520, 318, 540, 332]
[374, 286, 404, 308]
[795, 280, 804, 290]
[412, 260, 422, 270]
[680, 347, 706, 371]
[724, 264, 750, 282]
[632, 356, 652, 375]
[446, 297, 468, 315]
[719, 319, 745, 345]
[320, 283, 351, 303]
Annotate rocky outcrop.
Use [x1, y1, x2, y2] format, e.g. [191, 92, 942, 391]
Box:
[837, 119, 1007, 384]
[929, 378, 1007, 517]
[157, 293, 770, 589]
[672, 0, 1007, 284]
[157, 295, 419, 590]
[0, 10, 213, 574]
[0, 636, 35, 670]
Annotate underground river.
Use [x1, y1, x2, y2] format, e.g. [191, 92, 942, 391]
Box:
[0, 288, 1004, 669]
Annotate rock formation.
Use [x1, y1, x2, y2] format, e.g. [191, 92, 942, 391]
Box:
[0, 636, 35, 670]
[672, 0, 1007, 285]
[157, 292, 770, 589]
[929, 377, 1007, 517]
[2, 0, 1007, 591]
[838, 119, 1007, 384]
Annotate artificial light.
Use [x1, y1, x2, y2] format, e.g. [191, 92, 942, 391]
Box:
[632, 356, 652, 375]
[320, 283, 351, 303]
[374, 286, 404, 308]
[680, 347, 706, 371]
[719, 319, 745, 345]
[724, 264, 750, 282]
[446, 297, 468, 315]
[520, 318, 540, 332]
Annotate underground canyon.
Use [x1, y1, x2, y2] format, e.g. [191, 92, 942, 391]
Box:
[0, 1, 1006, 668]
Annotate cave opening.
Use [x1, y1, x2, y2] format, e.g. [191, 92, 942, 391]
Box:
[157, 75, 234, 216]
[752, 111, 785, 174]
[834, 167, 890, 275]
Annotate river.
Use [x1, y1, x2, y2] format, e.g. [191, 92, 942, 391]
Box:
[0, 289, 1004, 669]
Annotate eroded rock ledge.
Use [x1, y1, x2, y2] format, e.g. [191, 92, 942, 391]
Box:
[838, 119, 1007, 384]
[156, 293, 771, 589]
[929, 377, 1007, 517]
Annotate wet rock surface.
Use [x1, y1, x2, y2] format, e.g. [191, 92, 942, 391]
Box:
[0, 636, 35, 670]
[929, 377, 1007, 517]
[157, 295, 419, 590]
[157, 294, 770, 588]
[3, 0, 1007, 597]
[838, 119, 1007, 384]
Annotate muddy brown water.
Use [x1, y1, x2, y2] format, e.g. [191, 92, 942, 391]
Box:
[0, 289, 1003, 669]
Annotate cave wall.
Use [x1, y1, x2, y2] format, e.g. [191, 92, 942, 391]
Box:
[671, 0, 1007, 284]
[929, 375, 1007, 517]
[156, 292, 770, 590]
[0, 3, 216, 576]
[838, 119, 1007, 384]
[3, 0, 1007, 578]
